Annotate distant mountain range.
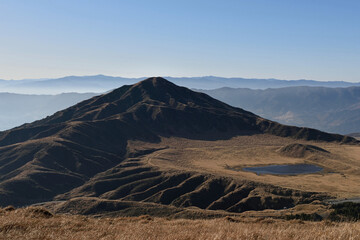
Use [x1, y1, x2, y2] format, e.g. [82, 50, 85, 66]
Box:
[200, 86, 360, 134]
[0, 75, 142, 94]
[1, 75, 359, 94]
[0, 92, 96, 131]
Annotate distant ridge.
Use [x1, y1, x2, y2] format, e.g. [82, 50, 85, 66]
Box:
[1, 75, 359, 94]
[0, 92, 97, 131]
[0, 77, 356, 208]
[349, 133, 360, 139]
[200, 86, 360, 134]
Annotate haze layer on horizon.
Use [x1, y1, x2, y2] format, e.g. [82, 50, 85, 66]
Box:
[0, 0, 359, 82]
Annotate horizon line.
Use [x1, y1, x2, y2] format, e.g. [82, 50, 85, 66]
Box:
[1, 74, 359, 83]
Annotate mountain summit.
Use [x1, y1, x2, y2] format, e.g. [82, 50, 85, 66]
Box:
[4, 77, 354, 144]
[26, 76, 258, 136]
[0, 77, 356, 207]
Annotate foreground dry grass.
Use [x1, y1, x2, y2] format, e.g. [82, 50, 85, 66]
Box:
[1, 207, 360, 240]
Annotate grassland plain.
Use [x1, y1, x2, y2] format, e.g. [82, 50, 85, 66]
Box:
[0, 207, 360, 240]
[129, 134, 360, 199]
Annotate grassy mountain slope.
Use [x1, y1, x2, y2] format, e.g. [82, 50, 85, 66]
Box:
[0, 77, 357, 214]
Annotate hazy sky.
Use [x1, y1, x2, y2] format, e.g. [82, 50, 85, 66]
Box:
[0, 0, 359, 82]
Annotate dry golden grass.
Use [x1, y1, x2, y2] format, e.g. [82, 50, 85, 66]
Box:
[1, 207, 360, 240]
[129, 135, 360, 199]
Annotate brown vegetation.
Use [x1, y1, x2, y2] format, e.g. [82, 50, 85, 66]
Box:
[0, 207, 359, 240]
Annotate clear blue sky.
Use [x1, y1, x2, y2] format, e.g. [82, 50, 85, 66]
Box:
[0, 0, 359, 81]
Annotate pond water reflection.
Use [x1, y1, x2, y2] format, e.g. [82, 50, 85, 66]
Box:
[242, 164, 323, 175]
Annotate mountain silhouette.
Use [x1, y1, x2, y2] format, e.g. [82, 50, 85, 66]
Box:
[0, 77, 356, 208]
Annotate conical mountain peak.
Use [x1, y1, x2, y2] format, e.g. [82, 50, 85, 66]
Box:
[99, 76, 237, 113]
[1, 77, 356, 145]
[129, 77, 179, 94]
[137, 76, 174, 86]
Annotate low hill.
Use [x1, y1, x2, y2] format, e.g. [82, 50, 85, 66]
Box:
[278, 143, 329, 158]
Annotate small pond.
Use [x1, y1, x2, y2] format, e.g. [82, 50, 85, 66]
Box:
[242, 164, 323, 175]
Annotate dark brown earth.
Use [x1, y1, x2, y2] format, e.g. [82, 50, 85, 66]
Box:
[0, 77, 356, 215]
